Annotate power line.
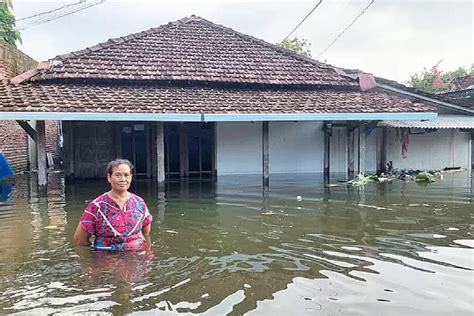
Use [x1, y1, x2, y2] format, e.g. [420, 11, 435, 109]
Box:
[317, 0, 375, 59]
[282, 0, 323, 42]
[16, 0, 105, 31]
[16, 0, 86, 22]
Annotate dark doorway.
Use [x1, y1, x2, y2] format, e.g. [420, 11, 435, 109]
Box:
[121, 123, 148, 177]
[164, 123, 215, 178]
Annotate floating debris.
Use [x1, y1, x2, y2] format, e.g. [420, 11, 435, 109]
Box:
[415, 172, 436, 183]
[347, 174, 378, 187]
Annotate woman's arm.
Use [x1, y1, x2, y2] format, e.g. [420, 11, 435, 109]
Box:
[74, 224, 92, 246]
[142, 224, 151, 249]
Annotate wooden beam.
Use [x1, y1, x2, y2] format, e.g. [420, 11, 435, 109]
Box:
[347, 125, 355, 179]
[36, 120, 47, 187]
[156, 122, 165, 183]
[358, 123, 366, 175]
[16, 120, 37, 141]
[262, 121, 269, 189]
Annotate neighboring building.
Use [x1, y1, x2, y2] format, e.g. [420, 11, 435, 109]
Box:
[0, 16, 436, 181]
[0, 42, 60, 173]
[372, 76, 473, 171]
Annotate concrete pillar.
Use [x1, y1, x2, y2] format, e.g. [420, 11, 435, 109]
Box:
[28, 120, 37, 171]
[36, 120, 47, 187]
[262, 121, 269, 190]
[156, 122, 165, 184]
[347, 125, 355, 179]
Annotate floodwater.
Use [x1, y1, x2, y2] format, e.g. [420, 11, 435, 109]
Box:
[0, 172, 473, 315]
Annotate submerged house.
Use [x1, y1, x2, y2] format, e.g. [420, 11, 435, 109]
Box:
[0, 16, 438, 184]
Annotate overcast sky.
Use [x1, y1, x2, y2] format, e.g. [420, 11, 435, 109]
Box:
[12, 0, 473, 83]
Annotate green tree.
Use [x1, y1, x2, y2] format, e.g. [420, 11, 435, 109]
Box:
[408, 64, 473, 93]
[0, 0, 21, 46]
[277, 37, 312, 58]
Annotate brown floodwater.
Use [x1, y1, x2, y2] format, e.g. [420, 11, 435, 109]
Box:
[0, 172, 472, 315]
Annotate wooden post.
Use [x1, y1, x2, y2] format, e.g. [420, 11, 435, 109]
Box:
[323, 121, 331, 184]
[63, 121, 75, 179]
[146, 124, 152, 179]
[156, 122, 165, 184]
[151, 124, 158, 178]
[347, 124, 355, 179]
[179, 124, 189, 177]
[376, 127, 387, 173]
[36, 120, 47, 187]
[262, 121, 269, 190]
[358, 123, 366, 175]
[211, 123, 216, 177]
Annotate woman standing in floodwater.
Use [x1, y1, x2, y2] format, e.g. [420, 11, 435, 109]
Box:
[74, 159, 152, 251]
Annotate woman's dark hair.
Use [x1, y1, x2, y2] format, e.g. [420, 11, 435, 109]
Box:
[106, 159, 134, 176]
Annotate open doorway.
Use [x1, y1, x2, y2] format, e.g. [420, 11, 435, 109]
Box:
[121, 123, 149, 177]
[164, 123, 215, 178]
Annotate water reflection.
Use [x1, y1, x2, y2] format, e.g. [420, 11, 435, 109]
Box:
[0, 172, 472, 315]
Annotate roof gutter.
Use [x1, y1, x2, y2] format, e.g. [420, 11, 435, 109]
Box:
[378, 83, 474, 115]
[0, 111, 437, 122]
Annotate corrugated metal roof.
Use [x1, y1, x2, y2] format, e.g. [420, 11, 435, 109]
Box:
[378, 115, 474, 129]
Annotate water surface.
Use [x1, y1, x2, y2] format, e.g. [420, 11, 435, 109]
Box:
[0, 172, 472, 315]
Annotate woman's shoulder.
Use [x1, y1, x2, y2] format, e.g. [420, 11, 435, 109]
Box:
[86, 193, 110, 208]
[129, 192, 146, 203]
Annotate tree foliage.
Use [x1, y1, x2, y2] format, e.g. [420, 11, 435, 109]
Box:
[277, 37, 312, 58]
[0, 0, 21, 47]
[407, 64, 473, 93]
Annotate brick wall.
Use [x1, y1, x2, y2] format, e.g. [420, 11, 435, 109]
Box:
[46, 121, 60, 164]
[0, 43, 60, 173]
[0, 42, 37, 78]
[0, 121, 28, 172]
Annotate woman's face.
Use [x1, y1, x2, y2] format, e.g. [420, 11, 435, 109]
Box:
[107, 163, 132, 193]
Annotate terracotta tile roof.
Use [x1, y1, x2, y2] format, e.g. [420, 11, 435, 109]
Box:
[25, 16, 356, 87]
[0, 81, 435, 114]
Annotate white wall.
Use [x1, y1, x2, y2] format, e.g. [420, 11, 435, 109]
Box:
[216, 122, 262, 175]
[386, 128, 471, 170]
[216, 122, 378, 176]
[269, 121, 324, 173]
[329, 126, 377, 175]
[330, 127, 347, 174]
[364, 128, 377, 173]
[216, 121, 325, 175]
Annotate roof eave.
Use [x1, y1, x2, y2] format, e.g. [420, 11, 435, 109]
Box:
[0, 111, 437, 122]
